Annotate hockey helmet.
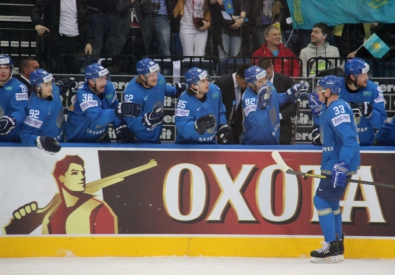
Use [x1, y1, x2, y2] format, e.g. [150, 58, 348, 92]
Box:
[244, 66, 267, 84]
[136, 58, 160, 76]
[0, 54, 13, 70]
[345, 58, 370, 77]
[317, 75, 341, 94]
[185, 67, 209, 86]
[85, 63, 109, 81]
[30, 69, 53, 86]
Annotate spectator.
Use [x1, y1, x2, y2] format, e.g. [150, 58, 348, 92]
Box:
[213, 64, 249, 143]
[88, 0, 114, 59]
[123, 58, 187, 143]
[252, 25, 301, 77]
[258, 58, 295, 145]
[0, 54, 28, 142]
[106, 0, 153, 58]
[299, 23, 341, 77]
[173, 0, 211, 56]
[20, 69, 63, 155]
[210, 0, 249, 63]
[65, 63, 141, 142]
[175, 67, 231, 144]
[247, 0, 275, 52]
[144, 0, 175, 56]
[16, 57, 40, 97]
[31, 0, 93, 73]
[240, 65, 305, 145]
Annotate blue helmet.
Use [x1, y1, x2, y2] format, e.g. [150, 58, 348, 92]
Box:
[244, 66, 267, 84]
[136, 58, 160, 76]
[345, 58, 370, 77]
[85, 63, 109, 81]
[318, 75, 341, 94]
[30, 69, 53, 86]
[0, 54, 13, 70]
[185, 67, 208, 86]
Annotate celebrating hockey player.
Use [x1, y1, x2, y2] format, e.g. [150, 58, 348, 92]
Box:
[123, 58, 187, 143]
[20, 69, 63, 154]
[310, 75, 360, 263]
[65, 63, 141, 142]
[309, 58, 386, 146]
[0, 54, 28, 142]
[175, 67, 231, 144]
[241, 65, 306, 145]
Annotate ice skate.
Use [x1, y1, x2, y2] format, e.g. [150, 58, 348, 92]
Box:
[310, 241, 340, 263]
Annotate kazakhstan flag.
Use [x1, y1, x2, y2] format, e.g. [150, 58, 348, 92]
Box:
[287, 0, 395, 29]
[363, 33, 390, 58]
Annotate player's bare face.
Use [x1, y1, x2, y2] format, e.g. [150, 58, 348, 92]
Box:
[197, 78, 210, 93]
[40, 81, 53, 98]
[316, 86, 326, 103]
[0, 65, 11, 82]
[255, 77, 267, 90]
[146, 71, 159, 87]
[94, 76, 107, 93]
[61, 163, 86, 192]
[356, 73, 369, 88]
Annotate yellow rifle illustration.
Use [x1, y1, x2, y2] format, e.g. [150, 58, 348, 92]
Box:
[3, 159, 158, 235]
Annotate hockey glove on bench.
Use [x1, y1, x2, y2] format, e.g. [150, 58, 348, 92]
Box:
[0, 116, 16, 135]
[143, 107, 164, 130]
[195, 114, 216, 135]
[36, 136, 61, 154]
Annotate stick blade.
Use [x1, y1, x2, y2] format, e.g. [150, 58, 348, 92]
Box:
[271, 151, 293, 171]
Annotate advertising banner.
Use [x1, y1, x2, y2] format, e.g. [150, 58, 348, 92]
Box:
[1, 146, 394, 237]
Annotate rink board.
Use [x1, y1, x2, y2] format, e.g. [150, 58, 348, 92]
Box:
[0, 144, 394, 258]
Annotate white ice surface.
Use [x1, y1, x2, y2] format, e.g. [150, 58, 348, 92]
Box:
[0, 257, 394, 275]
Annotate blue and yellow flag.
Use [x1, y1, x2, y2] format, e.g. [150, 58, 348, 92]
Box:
[287, 0, 395, 29]
[223, 0, 234, 15]
[363, 33, 390, 59]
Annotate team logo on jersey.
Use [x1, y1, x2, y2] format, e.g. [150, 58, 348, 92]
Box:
[175, 109, 189, 117]
[80, 100, 98, 112]
[331, 114, 351, 127]
[15, 93, 28, 101]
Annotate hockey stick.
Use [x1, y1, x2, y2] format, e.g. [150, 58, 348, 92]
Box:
[271, 151, 395, 189]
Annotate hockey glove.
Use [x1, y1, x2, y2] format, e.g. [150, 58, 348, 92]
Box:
[0, 116, 16, 135]
[287, 81, 308, 101]
[308, 92, 323, 117]
[217, 124, 233, 144]
[36, 136, 61, 154]
[115, 124, 135, 143]
[55, 77, 77, 96]
[115, 102, 141, 117]
[194, 114, 216, 135]
[142, 107, 164, 129]
[311, 126, 322, 146]
[257, 84, 271, 110]
[349, 102, 372, 118]
[331, 162, 349, 188]
[172, 83, 188, 97]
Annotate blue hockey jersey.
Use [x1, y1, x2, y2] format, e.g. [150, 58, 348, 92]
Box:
[375, 116, 395, 145]
[20, 84, 64, 146]
[319, 99, 360, 175]
[65, 81, 121, 142]
[241, 82, 294, 145]
[338, 78, 387, 145]
[0, 77, 28, 142]
[175, 83, 227, 144]
[123, 74, 177, 143]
